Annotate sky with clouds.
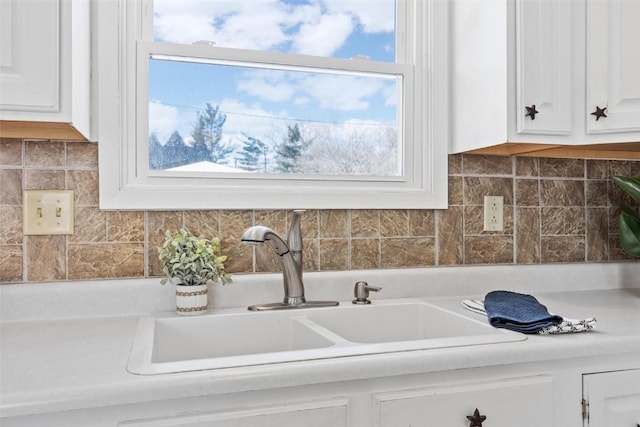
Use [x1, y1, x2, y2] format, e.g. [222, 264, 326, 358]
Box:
[149, 0, 397, 150]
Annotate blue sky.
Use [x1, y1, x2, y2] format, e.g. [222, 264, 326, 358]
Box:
[149, 0, 397, 148]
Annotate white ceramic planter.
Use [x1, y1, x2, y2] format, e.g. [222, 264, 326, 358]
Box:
[175, 284, 208, 316]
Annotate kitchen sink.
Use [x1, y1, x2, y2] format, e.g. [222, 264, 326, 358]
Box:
[127, 299, 526, 375]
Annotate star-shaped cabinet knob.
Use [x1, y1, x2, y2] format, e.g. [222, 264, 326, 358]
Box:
[467, 408, 487, 427]
[591, 105, 607, 121]
[525, 104, 539, 120]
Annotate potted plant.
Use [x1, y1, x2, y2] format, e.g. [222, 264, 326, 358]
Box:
[611, 176, 640, 257]
[159, 228, 231, 315]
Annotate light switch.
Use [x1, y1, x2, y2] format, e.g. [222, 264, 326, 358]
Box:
[23, 190, 75, 235]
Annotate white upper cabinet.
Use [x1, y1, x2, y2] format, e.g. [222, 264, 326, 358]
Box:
[516, 0, 573, 137]
[586, 0, 640, 135]
[0, 0, 91, 141]
[451, 0, 640, 154]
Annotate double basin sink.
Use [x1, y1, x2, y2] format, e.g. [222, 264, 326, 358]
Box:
[127, 299, 525, 375]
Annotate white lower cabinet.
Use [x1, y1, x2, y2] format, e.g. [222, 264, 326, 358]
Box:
[374, 376, 553, 427]
[582, 369, 640, 427]
[5, 363, 640, 427]
[117, 399, 348, 427]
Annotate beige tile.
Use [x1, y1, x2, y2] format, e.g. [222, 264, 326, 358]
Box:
[351, 210, 380, 238]
[67, 170, 99, 206]
[0, 206, 22, 244]
[221, 240, 253, 273]
[608, 179, 636, 208]
[437, 206, 463, 265]
[381, 237, 435, 268]
[319, 210, 348, 238]
[448, 154, 463, 175]
[25, 169, 65, 190]
[463, 154, 512, 175]
[448, 176, 463, 206]
[540, 236, 585, 263]
[540, 180, 584, 207]
[320, 239, 349, 270]
[70, 206, 106, 243]
[184, 210, 220, 238]
[107, 211, 145, 242]
[351, 238, 380, 269]
[539, 158, 584, 178]
[541, 207, 584, 236]
[609, 160, 640, 177]
[515, 157, 539, 177]
[515, 207, 540, 264]
[0, 169, 22, 205]
[147, 211, 183, 276]
[380, 210, 408, 237]
[586, 180, 608, 207]
[68, 243, 144, 280]
[66, 142, 98, 168]
[26, 235, 66, 281]
[515, 179, 539, 207]
[302, 237, 319, 271]
[0, 138, 22, 166]
[409, 210, 435, 236]
[608, 233, 636, 260]
[255, 245, 281, 273]
[463, 177, 513, 206]
[218, 210, 254, 273]
[0, 245, 23, 282]
[586, 208, 609, 261]
[464, 236, 513, 264]
[586, 160, 609, 179]
[25, 140, 65, 167]
[298, 209, 319, 239]
[254, 210, 287, 236]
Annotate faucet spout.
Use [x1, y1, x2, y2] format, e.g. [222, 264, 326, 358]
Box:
[241, 225, 305, 305]
[240, 212, 339, 311]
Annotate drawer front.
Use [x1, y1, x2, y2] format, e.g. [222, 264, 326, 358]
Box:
[374, 375, 553, 427]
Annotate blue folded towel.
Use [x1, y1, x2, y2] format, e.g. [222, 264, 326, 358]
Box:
[484, 290, 563, 334]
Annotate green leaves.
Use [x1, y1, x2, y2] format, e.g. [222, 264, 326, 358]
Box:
[612, 176, 640, 257]
[158, 228, 232, 286]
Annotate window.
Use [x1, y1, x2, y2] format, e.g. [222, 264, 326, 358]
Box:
[95, 0, 448, 209]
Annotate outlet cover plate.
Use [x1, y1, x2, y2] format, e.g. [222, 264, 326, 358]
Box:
[483, 195, 504, 232]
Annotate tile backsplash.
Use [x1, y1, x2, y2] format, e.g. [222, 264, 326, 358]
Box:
[1, 138, 638, 283]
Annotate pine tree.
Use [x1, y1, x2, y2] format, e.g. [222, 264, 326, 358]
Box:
[237, 134, 269, 172]
[275, 124, 303, 173]
[149, 132, 164, 169]
[162, 131, 189, 168]
[191, 103, 233, 163]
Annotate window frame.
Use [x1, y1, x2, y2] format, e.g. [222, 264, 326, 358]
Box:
[95, 0, 448, 210]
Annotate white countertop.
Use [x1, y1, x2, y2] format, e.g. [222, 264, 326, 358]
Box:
[1, 264, 639, 418]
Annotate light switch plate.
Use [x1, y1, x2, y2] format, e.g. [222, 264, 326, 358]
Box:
[23, 190, 75, 235]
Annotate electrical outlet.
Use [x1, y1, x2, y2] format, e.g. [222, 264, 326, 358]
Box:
[483, 195, 504, 232]
[23, 190, 75, 235]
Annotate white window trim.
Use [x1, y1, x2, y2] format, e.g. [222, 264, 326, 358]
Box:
[94, 0, 448, 210]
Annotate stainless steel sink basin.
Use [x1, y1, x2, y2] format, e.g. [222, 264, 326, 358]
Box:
[127, 299, 525, 375]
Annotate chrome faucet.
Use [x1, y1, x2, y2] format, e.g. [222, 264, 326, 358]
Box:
[240, 210, 339, 311]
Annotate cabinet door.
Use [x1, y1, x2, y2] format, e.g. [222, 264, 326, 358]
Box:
[374, 375, 554, 427]
[0, 0, 59, 112]
[516, 0, 573, 136]
[586, 0, 640, 134]
[583, 369, 640, 427]
[118, 399, 348, 427]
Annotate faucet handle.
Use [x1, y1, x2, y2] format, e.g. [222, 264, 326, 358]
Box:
[353, 281, 381, 304]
